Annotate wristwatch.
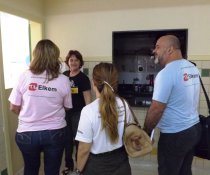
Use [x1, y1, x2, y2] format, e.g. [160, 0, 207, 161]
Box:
[68, 169, 82, 175]
[75, 169, 82, 175]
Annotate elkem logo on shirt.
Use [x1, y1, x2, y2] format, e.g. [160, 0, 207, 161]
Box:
[28, 83, 57, 92]
[29, 83, 37, 91]
[183, 73, 199, 81]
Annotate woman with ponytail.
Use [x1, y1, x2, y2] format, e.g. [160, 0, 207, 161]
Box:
[71, 62, 132, 175]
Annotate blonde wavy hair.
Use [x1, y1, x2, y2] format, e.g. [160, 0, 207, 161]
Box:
[30, 39, 61, 81]
[92, 62, 119, 143]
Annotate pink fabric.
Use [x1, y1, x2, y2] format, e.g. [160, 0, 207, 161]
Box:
[9, 70, 72, 132]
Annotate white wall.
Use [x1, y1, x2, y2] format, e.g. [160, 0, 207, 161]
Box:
[44, 1, 210, 61]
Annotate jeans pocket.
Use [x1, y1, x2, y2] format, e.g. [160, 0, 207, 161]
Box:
[49, 128, 66, 143]
[16, 132, 32, 144]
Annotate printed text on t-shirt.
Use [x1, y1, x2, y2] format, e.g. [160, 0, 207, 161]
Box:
[28, 83, 57, 91]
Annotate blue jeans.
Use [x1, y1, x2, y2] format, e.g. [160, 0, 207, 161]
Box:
[15, 127, 66, 175]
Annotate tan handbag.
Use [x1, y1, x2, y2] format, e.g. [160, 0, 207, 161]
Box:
[121, 98, 153, 158]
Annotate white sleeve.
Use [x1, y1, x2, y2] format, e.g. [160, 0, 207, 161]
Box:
[75, 106, 93, 143]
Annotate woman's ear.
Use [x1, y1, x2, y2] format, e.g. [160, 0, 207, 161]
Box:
[92, 79, 100, 98]
[91, 80, 96, 91]
[91, 79, 95, 87]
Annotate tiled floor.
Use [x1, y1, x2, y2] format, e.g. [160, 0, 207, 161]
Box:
[129, 157, 210, 175]
[58, 155, 210, 175]
[34, 155, 210, 175]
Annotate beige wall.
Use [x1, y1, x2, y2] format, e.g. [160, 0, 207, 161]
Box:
[44, 0, 210, 61]
[0, 0, 44, 21]
[0, 0, 210, 174]
[0, 0, 44, 174]
[43, 1, 210, 170]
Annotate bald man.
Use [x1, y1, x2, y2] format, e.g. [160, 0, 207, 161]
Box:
[144, 35, 201, 175]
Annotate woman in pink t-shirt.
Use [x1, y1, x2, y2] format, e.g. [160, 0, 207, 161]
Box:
[9, 39, 72, 175]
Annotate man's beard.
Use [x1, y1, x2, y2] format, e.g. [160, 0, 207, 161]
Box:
[154, 57, 159, 64]
[151, 55, 159, 64]
[154, 55, 164, 65]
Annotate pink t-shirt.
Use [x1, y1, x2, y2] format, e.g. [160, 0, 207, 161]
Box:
[9, 70, 72, 132]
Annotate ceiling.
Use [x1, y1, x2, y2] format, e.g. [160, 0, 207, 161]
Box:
[44, 0, 210, 15]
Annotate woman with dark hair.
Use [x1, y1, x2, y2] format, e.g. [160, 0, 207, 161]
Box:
[9, 39, 72, 175]
[62, 50, 91, 175]
[71, 62, 132, 175]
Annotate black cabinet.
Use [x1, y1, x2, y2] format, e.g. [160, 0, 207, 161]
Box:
[113, 29, 188, 58]
[118, 84, 153, 107]
[113, 29, 188, 107]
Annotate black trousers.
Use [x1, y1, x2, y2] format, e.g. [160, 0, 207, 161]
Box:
[83, 146, 131, 175]
[158, 123, 201, 175]
[64, 111, 81, 168]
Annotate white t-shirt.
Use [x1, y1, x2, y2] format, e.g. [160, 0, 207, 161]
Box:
[9, 70, 72, 132]
[75, 97, 133, 154]
[153, 59, 200, 133]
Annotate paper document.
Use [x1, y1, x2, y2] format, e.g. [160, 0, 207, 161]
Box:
[150, 129, 155, 141]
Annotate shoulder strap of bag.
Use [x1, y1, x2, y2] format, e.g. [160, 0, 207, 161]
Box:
[120, 97, 141, 127]
[190, 61, 210, 114]
[121, 98, 127, 132]
[199, 75, 210, 159]
[190, 61, 210, 159]
[199, 76, 210, 114]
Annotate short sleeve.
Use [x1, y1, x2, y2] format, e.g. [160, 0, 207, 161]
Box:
[75, 106, 93, 143]
[152, 70, 173, 103]
[81, 73, 91, 91]
[8, 72, 26, 106]
[63, 78, 72, 109]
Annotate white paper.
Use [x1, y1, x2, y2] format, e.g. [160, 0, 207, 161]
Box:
[150, 129, 155, 141]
